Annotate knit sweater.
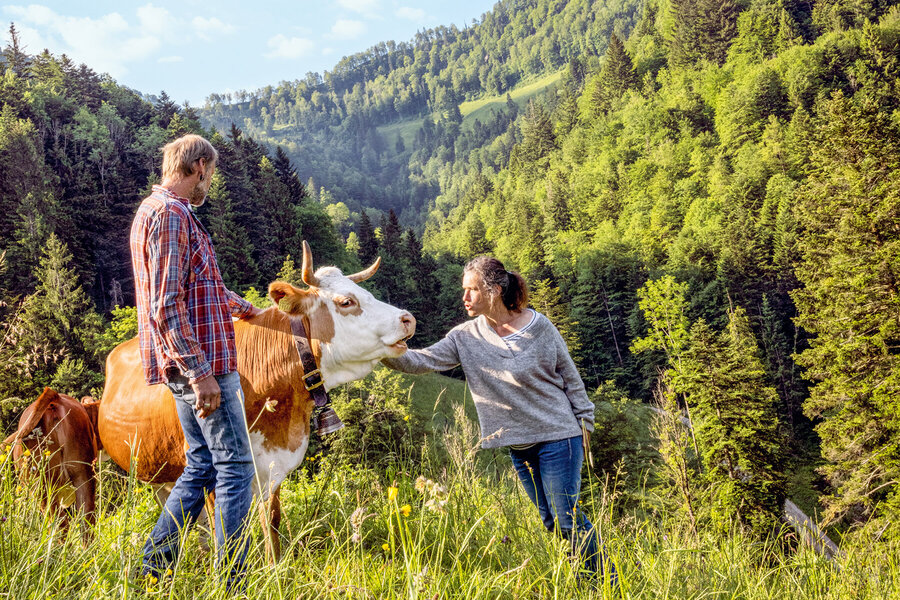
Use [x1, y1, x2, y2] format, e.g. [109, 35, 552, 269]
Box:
[383, 311, 594, 449]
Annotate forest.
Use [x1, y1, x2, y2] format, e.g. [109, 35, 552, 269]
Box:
[1, 0, 900, 595]
[205, 0, 900, 537]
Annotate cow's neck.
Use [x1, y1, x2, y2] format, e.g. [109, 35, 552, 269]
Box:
[234, 309, 313, 438]
[319, 352, 382, 390]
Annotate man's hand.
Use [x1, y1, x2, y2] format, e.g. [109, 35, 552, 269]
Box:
[192, 375, 221, 419]
[240, 306, 264, 320]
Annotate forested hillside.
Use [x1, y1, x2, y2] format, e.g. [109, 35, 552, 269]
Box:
[209, 0, 900, 535]
[2, 0, 900, 547]
[201, 0, 642, 221]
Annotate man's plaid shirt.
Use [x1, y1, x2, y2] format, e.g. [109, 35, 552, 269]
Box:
[130, 185, 253, 385]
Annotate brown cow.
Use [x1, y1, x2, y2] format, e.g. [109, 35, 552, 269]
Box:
[2, 387, 99, 540]
[98, 242, 415, 558]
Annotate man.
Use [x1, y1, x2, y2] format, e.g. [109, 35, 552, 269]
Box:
[130, 133, 260, 590]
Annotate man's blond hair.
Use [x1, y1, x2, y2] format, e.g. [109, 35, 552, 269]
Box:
[161, 134, 218, 181]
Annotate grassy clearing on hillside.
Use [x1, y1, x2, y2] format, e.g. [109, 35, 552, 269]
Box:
[459, 71, 563, 122]
[1, 384, 897, 599]
[377, 71, 563, 147]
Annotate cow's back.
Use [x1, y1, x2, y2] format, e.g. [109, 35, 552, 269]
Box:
[99, 338, 186, 482]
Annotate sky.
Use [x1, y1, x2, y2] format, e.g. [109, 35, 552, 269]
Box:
[2, 0, 497, 105]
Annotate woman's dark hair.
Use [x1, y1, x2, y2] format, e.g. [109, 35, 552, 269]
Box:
[464, 255, 529, 311]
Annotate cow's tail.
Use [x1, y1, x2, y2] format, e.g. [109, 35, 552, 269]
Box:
[1, 387, 59, 450]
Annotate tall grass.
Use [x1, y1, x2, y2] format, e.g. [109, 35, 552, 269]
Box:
[1, 404, 898, 599]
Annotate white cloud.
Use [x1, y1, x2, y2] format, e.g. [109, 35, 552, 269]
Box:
[157, 55, 183, 63]
[137, 4, 175, 35]
[191, 16, 235, 41]
[330, 19, 365, 40]
[264, 34, 314, 59]
[336, 0, 380, 15]
[395, 6, 425, 21]
[2, 3, 176, 76]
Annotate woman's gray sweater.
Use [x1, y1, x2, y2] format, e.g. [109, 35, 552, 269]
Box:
[383, 311, 594, 449]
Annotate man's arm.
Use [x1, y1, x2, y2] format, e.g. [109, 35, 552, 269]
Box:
[225, 289, 260, 319]
[147, 207, 212, 384]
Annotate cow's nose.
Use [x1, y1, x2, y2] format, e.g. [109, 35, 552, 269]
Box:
[401, 312, 416, 335]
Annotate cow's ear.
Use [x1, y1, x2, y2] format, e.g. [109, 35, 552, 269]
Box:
[269, 281, 293, 305]
[268, 281, 315, 315]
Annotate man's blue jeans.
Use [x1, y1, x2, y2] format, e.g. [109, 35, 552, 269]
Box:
[509, 436, 612, 580]
[141, 371, 255, 590]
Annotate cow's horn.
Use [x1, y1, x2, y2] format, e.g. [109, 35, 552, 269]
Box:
[301, 240, 319, 287]
[347, 256, 381, 283]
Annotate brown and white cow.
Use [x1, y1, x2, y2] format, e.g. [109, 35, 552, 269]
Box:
[2, 387, 99, 541]
[97, 241, 415, 557]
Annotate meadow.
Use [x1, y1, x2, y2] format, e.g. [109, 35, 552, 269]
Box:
[375, 70, 562, 147]
[1, 371, 899, 600]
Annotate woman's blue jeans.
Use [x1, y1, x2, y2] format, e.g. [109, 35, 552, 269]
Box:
[141, 371, 255, 591]
[509, 435, 612, 580]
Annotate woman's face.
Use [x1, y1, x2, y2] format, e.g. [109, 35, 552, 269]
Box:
[462, 271, 494, 317]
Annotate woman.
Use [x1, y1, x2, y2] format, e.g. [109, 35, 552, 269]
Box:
[383, 255, 609, 580]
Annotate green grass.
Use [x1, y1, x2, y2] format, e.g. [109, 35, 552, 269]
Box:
[459, 71, 563, 123]
[377, 70, 563, 147]
[2, 378, 898, 599]
[377, 118, 427, 150]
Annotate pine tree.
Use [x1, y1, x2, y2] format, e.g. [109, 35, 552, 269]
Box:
[0, 106, 51, 257]
[357, 210, 379, 266]
[14, 234, 104, 396]
[276, 255, 303, 286]
[205, 173, 259, 289]
[155, 90, 179, 129]
[591, 33, 636, 113]
[3, 23, 29, 77]
[679, 309, 787, 537]
[668, 0, 741, 67]
[380, 210, 403, 258]
[530, 279, 581, 358]
[461, 213, 492, 257]
[273, 145, 308, 205]
[793, 90, 900, 530]
[374, 210, 411, 306]
[253, 155, 303, 279]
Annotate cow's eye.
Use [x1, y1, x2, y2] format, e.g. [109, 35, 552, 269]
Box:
[338, 298, 355, 307]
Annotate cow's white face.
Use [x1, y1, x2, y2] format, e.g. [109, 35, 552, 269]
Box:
[307, 266, 415, 388]
[268, 244, 415, 390]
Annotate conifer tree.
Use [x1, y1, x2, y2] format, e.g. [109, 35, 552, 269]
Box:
[0, 106, 51, 256]
[380, 209, 403, 258]
[668, 0, 740, 67]
[357, 210, 379, 266]
[276, 255, 303, 287]
[591, 33, 636, 113]
[3, 23, 29, 77]
[273, 145, 308, 205]
[253, 155, 303, 278]
[374, 210, 411, 306]
[155, 90, 179, 129]
[205, 173, 259, 289]
[461, 214, 492, 257]
[793, 90, 900, 530]
[680, 309, 787, 537]
[530, 279, 581, 357]
[15, 234, 103, 396]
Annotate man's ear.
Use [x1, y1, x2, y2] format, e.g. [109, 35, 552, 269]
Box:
[268, 281, 315, 315]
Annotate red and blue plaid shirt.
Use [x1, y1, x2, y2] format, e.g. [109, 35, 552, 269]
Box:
[130, 185, 253, 385]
